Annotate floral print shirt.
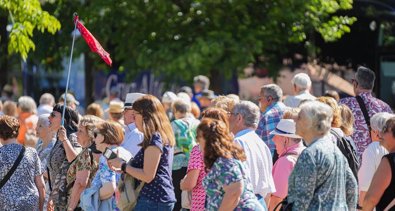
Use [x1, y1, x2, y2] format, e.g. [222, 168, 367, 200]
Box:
[203, 157, 262, 211]
[66, 148, 98, 196]
[339, 92, 392, 158]
[0, 144, 42, 211]
[287, 135, 358, 211]
[187, 145, 206, 211]
[89, 155, 117, 209]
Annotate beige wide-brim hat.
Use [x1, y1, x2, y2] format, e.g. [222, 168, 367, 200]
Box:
[124, 93, 145, 109]
[270, 119, 302, 139]
[106, 101, 124, 113]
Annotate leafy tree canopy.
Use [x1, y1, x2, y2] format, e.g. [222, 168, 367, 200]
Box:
[16, 0, 357, 80]
[0, 0, 60, 60]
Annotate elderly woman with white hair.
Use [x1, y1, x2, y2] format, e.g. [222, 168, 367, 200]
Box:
[35, 114, 57, 210]
[287, 101, 357, 210]
[358, 112, 394, 209]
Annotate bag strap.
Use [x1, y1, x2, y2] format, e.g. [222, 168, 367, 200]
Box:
[0, 146, 25, 189]
[355, 95, 372, 140]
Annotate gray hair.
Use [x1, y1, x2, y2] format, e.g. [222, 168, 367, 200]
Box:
[39, 93, 55, 106]
[38, 114, 50, 127]
[355, 66, 375, 90]
[233, 101, 260, 128]
[18, 96, 37, 113]
[172, 99, 191, 114]
[292, 73, 312, 90]
[261, 84, 283, 101]
[299, 101, 333, 135]
[370, 112, 394, 132]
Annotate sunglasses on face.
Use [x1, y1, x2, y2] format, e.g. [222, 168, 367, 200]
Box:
[94, 131, 100, 138]
[50, 112, 56, 118]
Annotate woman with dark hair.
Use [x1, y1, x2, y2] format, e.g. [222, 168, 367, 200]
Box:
[0, 115, 45, 211]
[47, 104, 82, 211]
[108, 95, 176, 211]
[198, 118, 264, 210]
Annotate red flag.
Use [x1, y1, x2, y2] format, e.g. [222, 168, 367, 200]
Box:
[74, 16, 112, 66]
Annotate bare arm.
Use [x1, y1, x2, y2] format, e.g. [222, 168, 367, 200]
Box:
[123, 146, 161, 183]
[58, 127, 79, 162]
[269, 195, 283, 211]
[180, 169, 200, 191]
[363, 158, 392, 211]
[67, 170, 90, 210]
[218, 181, 243, 211]
[35, 174, 45, 211]
[99, 181, 116, 200]
[359, 191, 366, 210]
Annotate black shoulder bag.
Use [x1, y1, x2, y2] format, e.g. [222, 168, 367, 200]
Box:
[356, 95, 372, 140]
[0, 146, 25, 189]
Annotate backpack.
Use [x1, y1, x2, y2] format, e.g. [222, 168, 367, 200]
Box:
[330, 129, 360, 180]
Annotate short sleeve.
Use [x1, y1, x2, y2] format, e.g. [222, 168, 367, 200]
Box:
[150, 133, 163, 152]
[99, 157, 116, 184]
[358, 146, 376, 191]
[187, 145, 203, 172]
[76, 150, 93, 172]
[69, 133, 82, 153]
[272, 156, 294, 198]
[32, 149, 42, 176]
[216, 159, 243, 186]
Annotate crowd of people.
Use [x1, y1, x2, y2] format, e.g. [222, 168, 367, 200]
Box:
[0, 67, 394, 211]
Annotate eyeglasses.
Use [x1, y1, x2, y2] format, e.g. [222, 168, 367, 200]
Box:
[50, 112, 56, 118]
[351, 79, 358, 85]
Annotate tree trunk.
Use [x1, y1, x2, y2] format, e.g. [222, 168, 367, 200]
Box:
[0, 13, 8, 89]
[85, 54, 94, 108]
[209, 68, 222, 94]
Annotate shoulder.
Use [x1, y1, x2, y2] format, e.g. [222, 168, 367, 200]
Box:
[339, 97, 355, 105]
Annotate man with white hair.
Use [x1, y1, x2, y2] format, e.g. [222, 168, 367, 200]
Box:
[37, 93, 55, 116]
[230, 100, 275, 208]
[288, 101, 357, 210]
[256, 84, 288, 159]
[284, 73, 316, 108]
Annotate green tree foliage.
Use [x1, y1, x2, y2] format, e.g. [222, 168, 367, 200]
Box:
[33, 0, 355, 80]
[0, 0, 61, 60]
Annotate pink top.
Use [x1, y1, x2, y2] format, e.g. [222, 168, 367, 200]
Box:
[272, 142, 305, 198]
[187, 145, 206, 211]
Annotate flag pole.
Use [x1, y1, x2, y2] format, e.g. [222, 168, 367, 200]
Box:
[62, 12, 78, 126]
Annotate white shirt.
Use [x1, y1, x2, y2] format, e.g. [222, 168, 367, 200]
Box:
[358, 141, 388, 191]
[234, 129, 276, 197]
[122, 123, 144, 157]
[284, 90, 316, 108]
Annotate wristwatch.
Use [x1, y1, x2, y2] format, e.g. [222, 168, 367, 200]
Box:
[121, 162, 127, 173]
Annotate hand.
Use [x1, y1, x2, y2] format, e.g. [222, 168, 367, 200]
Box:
[107, 157, 124, 171]
[47, 199, 54, 211]
[58, 126, 67, 142]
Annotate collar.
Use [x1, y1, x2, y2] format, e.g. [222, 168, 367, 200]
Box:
[235, 128, 254, 138]
[125, 123, 137, 132]
[358, 91, 372, 98]
[297, 90, 310, 95]
[263, 101, 280, 114]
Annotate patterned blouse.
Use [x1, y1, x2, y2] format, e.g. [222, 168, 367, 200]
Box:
[171, 118, 199, 170]
[66, 148, 98, 197]
[203, 157, 263, 211]
[36, 138, 56, 173]
[88, 155, 117, 209]
[187, 145, 206, 211]
[47, 133, 81, 208]
[288, 135, 358, 210]
[0, 143, 42, 211]
[339, 92, 392, 158]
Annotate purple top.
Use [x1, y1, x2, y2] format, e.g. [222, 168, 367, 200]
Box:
[130, 133, 176, 203]
[339, 92, 392, 158]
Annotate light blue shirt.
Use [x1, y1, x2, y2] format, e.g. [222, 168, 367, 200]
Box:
[121, 123, 144, 157]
